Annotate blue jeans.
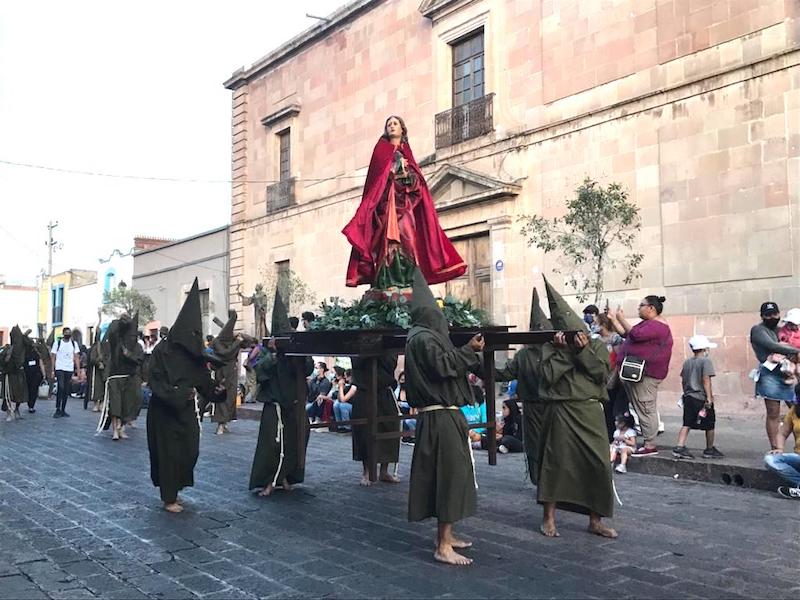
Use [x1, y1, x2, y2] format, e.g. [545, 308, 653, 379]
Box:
[333, 401, 353, 429]
[764, 453, 800, 487]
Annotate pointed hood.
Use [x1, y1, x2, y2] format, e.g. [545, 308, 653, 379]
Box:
[169, 278, 205, 359]
[271, 288, 291, 335]
[543, 276, 585, 331]
[410, 268, 449, 338]
[529, 287, 552, 331]
[9, 325, 25, 366]
[211, 309, 240, 362]
[45, 328, 55, 349]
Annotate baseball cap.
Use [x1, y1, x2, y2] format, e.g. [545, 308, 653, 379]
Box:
[760, 302, 779, 316]
[688, 335, 717, 351]
[784, 308, 800, 325]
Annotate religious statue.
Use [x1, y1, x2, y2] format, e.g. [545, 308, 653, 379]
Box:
[342, 116, 467, 290]
[237, 283, 269, 339]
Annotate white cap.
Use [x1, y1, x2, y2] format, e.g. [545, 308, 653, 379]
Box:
[689, 335, 717, 351]
[784, 308, 800, 325]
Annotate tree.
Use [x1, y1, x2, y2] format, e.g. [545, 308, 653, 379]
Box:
[257, 266, 316, 316]
[519, 178, 644, 303]
[102, 281, 157, 323]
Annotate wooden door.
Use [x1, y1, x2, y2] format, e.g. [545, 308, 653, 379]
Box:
[442, 233, 492, 313]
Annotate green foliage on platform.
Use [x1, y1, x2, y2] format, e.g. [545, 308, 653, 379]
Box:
[309, 294, 489, 331]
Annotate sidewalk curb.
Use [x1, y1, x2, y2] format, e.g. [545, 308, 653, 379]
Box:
[626, 454, 783, 491]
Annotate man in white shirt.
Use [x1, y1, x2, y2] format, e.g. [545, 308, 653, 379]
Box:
[50, 327, 81, 418]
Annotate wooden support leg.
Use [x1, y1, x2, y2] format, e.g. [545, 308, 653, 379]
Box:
[367, 356, 378, 483]
[483, 348, 497, 466]
[295, 357, 309, 476]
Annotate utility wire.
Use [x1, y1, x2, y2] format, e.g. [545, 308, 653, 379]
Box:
[0, 158, 366, 185]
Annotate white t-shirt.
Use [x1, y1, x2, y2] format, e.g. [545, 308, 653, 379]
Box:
[611, 427, 637, 449]
[51, 339, 79, 372]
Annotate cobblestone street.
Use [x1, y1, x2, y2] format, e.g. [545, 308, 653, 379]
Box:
[0, 404, 797, 599]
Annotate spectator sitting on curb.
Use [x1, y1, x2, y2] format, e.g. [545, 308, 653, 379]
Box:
[765, 404, 800, 500]
[610, 413, 636, 474]
[463, 373, 487, 447]
[672, 335, 724, 460]
[777, 309, 800, 388]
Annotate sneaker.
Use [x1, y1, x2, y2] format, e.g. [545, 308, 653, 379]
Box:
[777, 486, 800, 500]
[61, 411, 70, 418]
[672, 446, 694, 459]
[702, 447, 725, 459]
[632, 446, 658, 457]
[498, 444, 509, 454]
[28, 408, 36, 414]
[53, 411, 62, 418]
[5, 413, 13, 423]
[614, 463, 627, 474]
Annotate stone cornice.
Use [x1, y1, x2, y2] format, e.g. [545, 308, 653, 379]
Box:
[260, 104, 301, 128]
[419, 0, 475, 21]
[223, 0, 382, 90]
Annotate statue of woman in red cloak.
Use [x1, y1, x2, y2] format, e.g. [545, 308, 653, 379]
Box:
[342, 116, 467, 289]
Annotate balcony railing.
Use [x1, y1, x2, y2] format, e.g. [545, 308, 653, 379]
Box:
[435, 93, 494, 149]
[266, 177, 296, 214]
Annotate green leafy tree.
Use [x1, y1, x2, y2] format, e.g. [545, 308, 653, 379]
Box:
[519, 178, 644, 303]
[256, 265, 317, 317]
[101, 281, 157, 323]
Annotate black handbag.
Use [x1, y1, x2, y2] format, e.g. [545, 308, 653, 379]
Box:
[619, 355, 646, 383]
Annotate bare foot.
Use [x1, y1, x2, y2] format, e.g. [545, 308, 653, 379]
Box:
[112, 429, 120, 441]
[215, 425, 224, 435]
[379, 473, 400, 484]
[258, 484, 275, 497]
[436, 536, 472, 549]
[359, 475, 372, 487]
[164, 503, 183, 513]
[280, 479, 293, 492]
[223, 423, 230, 433]
[118, 427, 129, 439]
[434, 545, 473, 566]
[588, 522, 618, 539]
[175, 495, 183, 505]
[540, 522, 560, 537]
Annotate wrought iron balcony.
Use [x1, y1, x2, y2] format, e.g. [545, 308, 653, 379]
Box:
[266, 177, 296, 214]
[435, 93, 494, 149]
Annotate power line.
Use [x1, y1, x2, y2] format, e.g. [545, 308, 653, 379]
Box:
[0, 158, 367, 185]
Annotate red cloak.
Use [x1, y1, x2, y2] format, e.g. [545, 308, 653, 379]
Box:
[342, 138, 467, 287]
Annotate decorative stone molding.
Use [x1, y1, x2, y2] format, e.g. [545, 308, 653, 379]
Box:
[260, 104, 301, 128]
[427, 163, 521, 212]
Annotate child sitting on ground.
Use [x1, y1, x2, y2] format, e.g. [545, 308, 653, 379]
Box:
[610, 413, 636, 473]
[672, 335, 724, 460]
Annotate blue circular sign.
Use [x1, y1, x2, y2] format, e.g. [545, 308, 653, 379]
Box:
[495, 260, 504, 272]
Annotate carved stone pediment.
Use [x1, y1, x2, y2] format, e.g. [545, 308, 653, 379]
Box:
[427, 164, 521, 212]
[419, 0, 466, 20]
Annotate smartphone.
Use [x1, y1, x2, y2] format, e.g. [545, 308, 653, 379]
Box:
[261, 337, 269, 346]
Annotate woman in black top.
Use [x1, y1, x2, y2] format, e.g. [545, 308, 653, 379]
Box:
[482, 399, 524, 454]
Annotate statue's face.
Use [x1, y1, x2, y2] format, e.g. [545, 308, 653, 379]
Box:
[385, 117, 403, 140]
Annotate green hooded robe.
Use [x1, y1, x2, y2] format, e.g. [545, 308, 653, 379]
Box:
[211, 310, 241, 425]
[86, 325, 107, 406]
[249, 289, 314, 490]
[494, 287, 551, 485]
[2, 326, 28, 411]
[147, 278, 225, 503]
[406, 269, 480, 523]
[536, 278, 614, 517]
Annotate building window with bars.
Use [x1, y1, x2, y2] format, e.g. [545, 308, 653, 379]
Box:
[52, 285, 64, 325]
[267, 129, 296, 213]
[435, 30, 493, 149]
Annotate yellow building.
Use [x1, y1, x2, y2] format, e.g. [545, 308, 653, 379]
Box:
[38, 269, 98, 343]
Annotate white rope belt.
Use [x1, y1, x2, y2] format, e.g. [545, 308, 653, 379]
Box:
[417, 404, 459, 413]
[272, 404, 285, 488]
[96, 375, 128, 433]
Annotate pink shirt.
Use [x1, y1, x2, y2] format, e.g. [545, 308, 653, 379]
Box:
[621, 320, 673, 380]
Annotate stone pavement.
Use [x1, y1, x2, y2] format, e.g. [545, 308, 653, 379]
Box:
[0, 400, 797, 600]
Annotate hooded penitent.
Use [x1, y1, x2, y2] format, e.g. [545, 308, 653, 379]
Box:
[534, 277, 614, 517]
[147, 278, 225, 505]
[3, 325, 28, 408]
[210, 309, 240, 425]
[248, 287, 314, 489]
[405, 268, 479, 523]
[530, 287, 552, 332]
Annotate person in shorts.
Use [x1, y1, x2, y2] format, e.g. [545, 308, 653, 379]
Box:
[610, 413, 637, 473]
[672, 335, 723, 459]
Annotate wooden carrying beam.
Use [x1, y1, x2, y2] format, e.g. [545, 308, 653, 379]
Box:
[282, 328, 571, 482]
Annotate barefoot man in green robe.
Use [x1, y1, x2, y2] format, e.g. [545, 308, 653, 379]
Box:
[537, 277, 618, 539]
[405, 269, 484, 565]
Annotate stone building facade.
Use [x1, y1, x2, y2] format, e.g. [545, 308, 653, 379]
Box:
[224, 0, 800, 410]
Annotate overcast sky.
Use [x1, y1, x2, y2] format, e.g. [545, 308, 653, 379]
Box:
[0, 0, 344, 284]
